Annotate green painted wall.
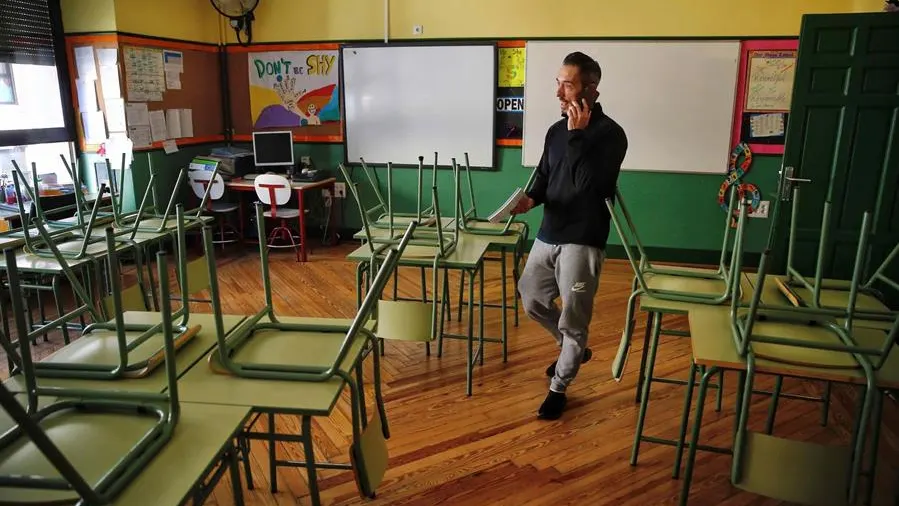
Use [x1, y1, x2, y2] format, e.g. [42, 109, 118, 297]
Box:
[292, 144, 779, 259]
[80, 144, 220, 214]
[82, 142, 778, 263]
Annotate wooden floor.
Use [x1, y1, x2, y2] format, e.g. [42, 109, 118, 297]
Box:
[4, 242, 898, 505]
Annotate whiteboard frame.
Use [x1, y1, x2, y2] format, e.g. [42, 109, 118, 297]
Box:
[339, 41, 498, 170]
[521, 39, 741, 174]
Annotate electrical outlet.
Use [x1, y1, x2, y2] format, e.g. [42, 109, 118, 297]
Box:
[749, 200, 770, 218]
[413, 25, 423, 35]
[334, 182, 346, 198]
[301, 156, 312, 165]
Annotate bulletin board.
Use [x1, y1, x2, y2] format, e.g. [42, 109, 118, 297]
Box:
[227, 43, 343, 143]
[496, 40, 526, 147]
[731, 39, 799, 155]
[65, 34, 225, 154]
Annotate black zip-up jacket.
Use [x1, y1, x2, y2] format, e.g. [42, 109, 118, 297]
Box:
[526, 103, 628, 250]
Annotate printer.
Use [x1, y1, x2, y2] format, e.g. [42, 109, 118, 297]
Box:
[189, 146, 255, 179]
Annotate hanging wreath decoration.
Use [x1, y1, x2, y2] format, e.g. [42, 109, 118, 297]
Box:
[718, 142, 761, 226]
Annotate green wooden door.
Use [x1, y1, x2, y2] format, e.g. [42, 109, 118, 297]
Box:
[774, 12, 899, 305]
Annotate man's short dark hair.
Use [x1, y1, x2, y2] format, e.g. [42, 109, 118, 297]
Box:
[562, 51, 601, 88]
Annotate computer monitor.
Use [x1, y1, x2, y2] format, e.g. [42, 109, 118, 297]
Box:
[252, 131, 294, 167]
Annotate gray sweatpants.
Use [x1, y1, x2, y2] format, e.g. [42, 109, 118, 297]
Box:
[518, 238, 605, 393]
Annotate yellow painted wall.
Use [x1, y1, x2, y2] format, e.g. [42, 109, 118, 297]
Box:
[854, 0, 887, 10]
[114, 0, 221, 43]
[60, 0, 117, 33]
[227, 0, 861, 43]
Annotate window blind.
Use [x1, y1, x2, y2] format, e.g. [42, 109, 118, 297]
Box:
[0, 0, 56, 65]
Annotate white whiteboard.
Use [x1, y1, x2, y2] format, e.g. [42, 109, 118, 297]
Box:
[522, 40, 740, 173]
[342, 44, 496, 168]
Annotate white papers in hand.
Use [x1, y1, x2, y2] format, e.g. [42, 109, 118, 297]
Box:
[488, 187, 525, 223]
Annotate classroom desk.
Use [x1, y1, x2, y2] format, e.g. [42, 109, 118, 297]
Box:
[628, 271, 753, 468]
[224, 176, 336, 262]
[354, 221, 527, 353]
[0, 400, 249, 506]
[678, 304, 899, 506]
[177, 316, 374, 506]
[0, 313, 250, 506]
[2, 312, 247, 394]
[111, 402, 250, 506]
[346, 232, 492, 396]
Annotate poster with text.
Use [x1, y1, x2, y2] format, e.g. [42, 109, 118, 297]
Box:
[248, 50, 340, 129]
[496, 47, 525, 141]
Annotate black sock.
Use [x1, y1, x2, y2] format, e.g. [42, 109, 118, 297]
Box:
[538, 390, 567, 420]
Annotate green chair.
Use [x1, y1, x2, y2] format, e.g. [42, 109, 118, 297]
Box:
[727, 177, 898, 505]
[9, 164, 110, 261]
[359, 153, 442, 229]
[454, 152, 532, 237]
[606, 186, 747, 383]
[102, 152, 210, 235]
[340, 158, 459, 348]
[202, 212, 417, 499]
[0, 246, 182, 505]
[776, 184, 897, 323]
[16, 205, 201, 380]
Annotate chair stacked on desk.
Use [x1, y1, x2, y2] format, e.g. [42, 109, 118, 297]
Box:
[340, 158, 457, 354]
[0, 223, 186, 504]
[676, 175, 899, 506]
[343, 154, 520, 396]
[171, 202, 415, 504]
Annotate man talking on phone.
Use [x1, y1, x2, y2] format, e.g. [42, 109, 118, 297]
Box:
[511, 51, 628, 420]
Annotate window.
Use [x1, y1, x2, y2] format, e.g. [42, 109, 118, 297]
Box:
[0, 0, 75, 147]
[0, 64, 15, 104]
[0, 142, 76, 186]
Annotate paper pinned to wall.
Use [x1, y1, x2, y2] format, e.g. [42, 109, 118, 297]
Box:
[104, 98, 127, 132]
[750, 113, 785, 137]
[99, 65, 121, 99]
[165, 70, 181, 90]
[76, 79, 98, 111]
[148, 92, 163, 101]
[97, 48, 118, 67]
[162, 50, 183, 73]
[124, 46, 165, 99]
[165, 109, 182, 138]
[74, 46, 96, 80]
[128, 126, 152, 148]
[162, 139, 179, 154]
[179, 109, 193, 138]
[125, 102, 150, 126]
[81, 111, 107, 144]
[148, 110, 167, 142]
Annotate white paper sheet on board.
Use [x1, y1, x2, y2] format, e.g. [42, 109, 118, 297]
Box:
[96, 48, 118, 67]
[165, 109, 182, 138]
[74, 46, 96, 80]
[104, 98, 127, 132]
[148, 110, 167, 142]
[99, 65, 121, 99]
[81, 111, 107, 144]
[163, 139, 179, 154]
[128, 126, 152, 148]
[179, 109, 193, 138]
[125, 102, 150, 127]
[76, 79, 98, 111]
